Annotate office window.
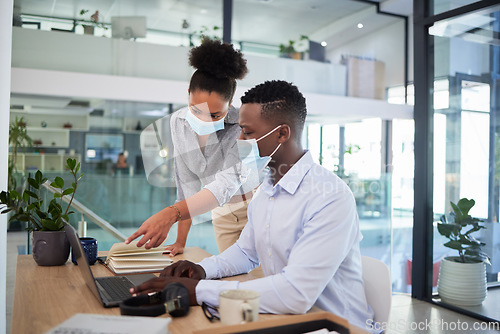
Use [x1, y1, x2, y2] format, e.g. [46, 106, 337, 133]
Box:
[413, 0, 500, 321]
[85, 133, 123, 163]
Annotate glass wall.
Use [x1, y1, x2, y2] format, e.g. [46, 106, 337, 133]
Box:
[414, 0, 500, 322]
[306, 115, 414, 293]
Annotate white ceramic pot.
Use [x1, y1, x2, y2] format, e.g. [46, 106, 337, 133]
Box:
[437, 256, 487, 306]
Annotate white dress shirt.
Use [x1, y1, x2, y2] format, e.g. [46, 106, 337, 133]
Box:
[195, 151, 374, 330]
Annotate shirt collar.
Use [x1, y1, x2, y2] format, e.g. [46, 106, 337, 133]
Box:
[179, 105, 239, 125]
[261, 150, 314, 196]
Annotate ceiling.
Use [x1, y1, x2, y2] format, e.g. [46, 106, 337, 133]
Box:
[11, 0, 411, 119]
[14, 0, 409, 48]
[429, 3, 500, 46]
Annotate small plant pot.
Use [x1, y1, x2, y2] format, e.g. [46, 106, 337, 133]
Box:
[437, 256, 487, 306]
[32, 230, 70, 266]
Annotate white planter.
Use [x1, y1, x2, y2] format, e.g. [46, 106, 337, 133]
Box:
[437, 257, 487, 306]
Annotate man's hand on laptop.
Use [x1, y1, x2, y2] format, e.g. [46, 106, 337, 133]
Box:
[129, 276, 199, 305]
[160, 260, 206, 280]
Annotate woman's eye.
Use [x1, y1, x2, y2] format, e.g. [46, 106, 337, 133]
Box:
[211, 114, 220, 119]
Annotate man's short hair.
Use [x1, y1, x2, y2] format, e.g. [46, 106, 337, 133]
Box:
[240, 80, 307, 139]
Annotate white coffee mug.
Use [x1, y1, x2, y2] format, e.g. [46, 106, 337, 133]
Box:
[219, 289, 260, 325]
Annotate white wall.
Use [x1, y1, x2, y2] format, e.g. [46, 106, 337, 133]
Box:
[11, 27, 346, 96]
[11, 67, 412, 124]
[327, 20, 407, 88]
[1, 1, 14, 333]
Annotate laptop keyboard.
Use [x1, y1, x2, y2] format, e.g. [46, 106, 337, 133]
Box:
[96, 276, 135, 302]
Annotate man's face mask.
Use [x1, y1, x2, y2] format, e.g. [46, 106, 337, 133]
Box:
[236, 125, 284, 192]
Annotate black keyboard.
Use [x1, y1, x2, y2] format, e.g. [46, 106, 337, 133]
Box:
[96, 276, 135, 302]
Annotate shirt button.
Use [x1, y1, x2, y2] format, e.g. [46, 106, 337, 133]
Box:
[269, 197, 274, 201]
[266, 224, 270, 228]
[268, 251, 272, 256]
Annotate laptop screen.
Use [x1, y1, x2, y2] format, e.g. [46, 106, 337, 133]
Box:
[64, 223, 102, 301]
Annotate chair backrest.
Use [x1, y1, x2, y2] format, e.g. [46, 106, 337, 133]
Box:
[361, 255, 392, 324]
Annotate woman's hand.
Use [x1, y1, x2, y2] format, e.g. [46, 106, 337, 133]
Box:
[165, 242, 185, 257]
[160, 260, 206, 280]
[125, 207, 177, 249]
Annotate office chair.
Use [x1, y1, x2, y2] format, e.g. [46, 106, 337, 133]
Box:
[361, 255, 392, 324]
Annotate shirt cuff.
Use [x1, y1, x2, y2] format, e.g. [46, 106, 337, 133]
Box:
[195, 280, 240, 306]
[197, 256, 219, 279]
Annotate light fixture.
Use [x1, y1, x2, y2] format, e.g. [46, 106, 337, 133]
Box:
[87, 149, 96, 158]
[357, 23, 364, 29]
[321, 41, 327, 47]
[159, 148, 168, 158]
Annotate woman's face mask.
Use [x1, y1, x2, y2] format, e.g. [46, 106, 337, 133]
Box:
[185, 105, 225, 135]
[186, 91, 230, 136]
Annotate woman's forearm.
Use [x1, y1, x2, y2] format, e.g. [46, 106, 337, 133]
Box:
[174, 189, 220, 220]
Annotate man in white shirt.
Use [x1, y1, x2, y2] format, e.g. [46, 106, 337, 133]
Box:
[130, 80, 374, 329]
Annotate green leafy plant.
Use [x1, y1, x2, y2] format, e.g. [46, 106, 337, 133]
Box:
[0, 158, 83, 231]
[333, 143, 361, 179]
[191, 25, 221, 45]
[437, 198, 490, 264]
[8, 116, 32, 192]
[279, 40, 297, 54]
[279, 35, 309, 57]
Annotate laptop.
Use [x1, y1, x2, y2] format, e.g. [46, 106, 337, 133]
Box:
[64, 223, 157, 307]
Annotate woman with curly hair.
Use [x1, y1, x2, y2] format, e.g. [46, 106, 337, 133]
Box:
[126, 39, 251, 255]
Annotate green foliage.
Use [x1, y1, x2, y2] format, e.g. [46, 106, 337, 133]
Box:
[279, 35, 309, 56]
[192, 25, 221, 45]
[279, 40, 296, 54]
[437, 198, 490, 264]
[8, 116, 32, 192]
[0, 158, 84, 231]
[333, 144, 361, 179]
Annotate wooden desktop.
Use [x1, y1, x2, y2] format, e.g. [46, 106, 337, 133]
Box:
[11, 247, 367, 333]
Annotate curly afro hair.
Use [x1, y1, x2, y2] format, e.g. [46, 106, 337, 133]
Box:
[188, 39, 248, 101]
[240, 80, 307, 139]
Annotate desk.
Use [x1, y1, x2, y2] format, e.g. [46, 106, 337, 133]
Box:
[12, 247, 367, 334]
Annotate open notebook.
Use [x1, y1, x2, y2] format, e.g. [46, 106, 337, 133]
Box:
[105, 241, 173, 274]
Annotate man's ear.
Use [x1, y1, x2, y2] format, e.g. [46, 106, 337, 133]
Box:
[278, 124, 291, 143]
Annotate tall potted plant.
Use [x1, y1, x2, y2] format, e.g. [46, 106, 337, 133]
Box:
[8, 116, 32, 231]
[8, 116, 32, 192]
[437, 198, 490, 306]
[0, 158, 83, 266]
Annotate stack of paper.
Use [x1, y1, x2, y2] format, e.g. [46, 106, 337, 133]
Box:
[105, 241, 173, 274]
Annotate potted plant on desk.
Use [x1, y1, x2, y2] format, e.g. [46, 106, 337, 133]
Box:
[0, 158, 84, 266]
[437, 198, 490, 306]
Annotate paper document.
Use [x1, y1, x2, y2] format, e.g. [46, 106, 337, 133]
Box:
[105, 241, 173, 274]
[45, 313, 171, 334]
